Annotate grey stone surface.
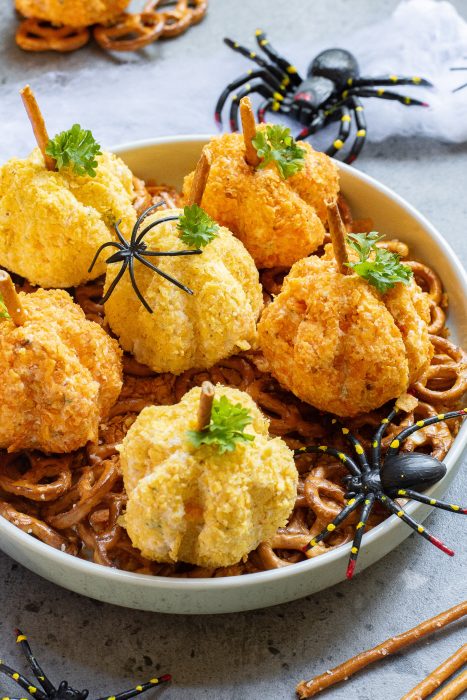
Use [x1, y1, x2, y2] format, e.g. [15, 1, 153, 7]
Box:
[0, 1, 466, 698]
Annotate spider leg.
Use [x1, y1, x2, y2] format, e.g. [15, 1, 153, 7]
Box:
[324, 104, 352, 158]
[223, 37, 285, 82]
[100, 260, 128, 304]
[131, 201, 165, 244]
[386, 409, 466, 458]
[344, 87, 429, 107]
[229, 82, 283, 131]
[351, 75, 432, 88]
[254, 30, 303, 86]
[329, 417, 370, 473]
[294, 445, 361, 477]
[14, 630, 55, 695]
[114, 220, 130, 247]
[371, 405, 399, 468]
[215, 69, 283, 126]
[379, 494, 454, 555]
[295, 111, 327, 141]
[141, 250, 202, 257]
[257, 98, 273, 122]
[346, 494, 375, 579]
[136, 215, 180, 245]
[94, 675, 172, 700]
[394, 489, 467, 515]
[134, 253, 194, 297]
[127, 257, 154, 313]
[0, 661, 47, 699]
[88, 241, 123, 273]
[345, 96, 367, 164]
[302, 494, 365, 555]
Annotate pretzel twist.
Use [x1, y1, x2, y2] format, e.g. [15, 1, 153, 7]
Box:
[93, 12, 165, 51]
[16, 19, 90, 52]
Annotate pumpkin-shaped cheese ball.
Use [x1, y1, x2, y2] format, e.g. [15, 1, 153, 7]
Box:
[119, 384, 298, 568]
[258, 209, 433, 417]
[0, 147, 136, 288]
[182, 100, 339, 268]
[15, 0, 131, 26]
[102, 205, 263, 374]
[0, 274, 122, 454]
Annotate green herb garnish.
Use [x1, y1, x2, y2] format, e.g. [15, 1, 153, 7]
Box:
[0, 293, 9, 319]
[46, 124, 102, 177]
[252, 125, 306, 179]
[177, 204, 219, 248]
[346, 232, 413, 294]
[187, 396, 255, 454]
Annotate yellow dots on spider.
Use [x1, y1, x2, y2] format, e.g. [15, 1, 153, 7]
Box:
[342, 90, 349, 99]
[12, 674, 20, 680]
[331, 419, 337, 424]
[417, 526, 425, 533]
[357, 129, 366, 137]
[255, 29, 262, 36]
[232, 94, 238, 102]
[333, 139, 344, 150]
[355, 105, 364, 112]
[377, 88, 385, 96]
[416, 420, 425, 427]
[347, 78, 353, 86]
[451, 505, 460, 511]
[398, 489, 407, 496]
[413, 76, 422, 83]
[341, 115, 351, 122]
[107, 696, 116, 700]
[338, 453, 347, 462]
[397, 510, 404, 517]
[245, 83, 252, 91]
[342, 427, 349, 435]
[365, 499, 371, 505]
[247, 69, 253, 75]
[16, 635, 27, 643]
[272, 101, 281, 111]
[310, 538, 318, 547]
[373, 441, 379, 448]
[351, 547, 359, 554]
[273, 92, 284, 101]
[249, 52, 257, 59]
[327, 523, 336, 532]
[382, 418, 389, 424]
[135, 686, 143, 692]
[390, 74, 398, 82]
[404, 97, 412, 105]
[260, 39, 269, 46]
[355, 444, 364, 455]
[437, 414, 445, 420]
[287, 65, 298, 74]
[347, 498, 356, 506]
[233, 42, 239, 48]
[429, 499, 437, 505]
[356, 521, 365, 530]
[28, 688, 37, 695]
[319, 445, 328, 452]
[390, 439, 400, 449]
[150, 679, 160, 685]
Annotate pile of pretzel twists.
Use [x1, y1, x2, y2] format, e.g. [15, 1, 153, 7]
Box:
[15, 0, 208, 53]
[0, 184, 465, 579]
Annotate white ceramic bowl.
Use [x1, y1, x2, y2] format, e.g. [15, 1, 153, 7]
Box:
[0, 136, 466, 614]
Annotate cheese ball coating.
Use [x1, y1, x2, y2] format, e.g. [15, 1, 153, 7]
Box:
[182, 129, 340, 268]
[15, 0, 130, 26]
[0, 288, 122, 453]
[103, 208, 263, 374]
[119, 385, 298, 568]
[0, 148, 136, 288]
[258, 256, 432, 417]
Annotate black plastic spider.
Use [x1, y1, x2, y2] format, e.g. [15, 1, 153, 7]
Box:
[294, 404, 466, 578]
[88, 202, 202, 313]
[215, 30, 432, 163]
[0, 630, 171, 700]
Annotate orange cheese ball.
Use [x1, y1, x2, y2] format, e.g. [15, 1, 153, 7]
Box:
[15, 0, 130, 26]
[182, 129, 339, 269]
[258, 255, 433, 417]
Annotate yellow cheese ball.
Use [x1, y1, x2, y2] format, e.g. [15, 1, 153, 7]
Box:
[119, 385, 298, 568]
[258, 256, 433, 417]
[103, 208, 263, 374]
[182, 129, 340, 268]
[15, 0, 131, 26]
[0, 148, 136, 288]
[0, 288, 122, 453]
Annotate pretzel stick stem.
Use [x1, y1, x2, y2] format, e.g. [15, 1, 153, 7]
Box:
[188, 148, 211, 206]
[431, 669, 467, 700]
[0, 271, 27, 326]
[240, 96, 261, 167]
[20, 85, 56, 171]
[296, 601, 467, 699]
[401, 644, 467, 700]
[326, 201, 351, 275]
[197, 381, 215, 431]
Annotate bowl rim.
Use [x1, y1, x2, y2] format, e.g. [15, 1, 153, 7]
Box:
[1, 135, 466, 593]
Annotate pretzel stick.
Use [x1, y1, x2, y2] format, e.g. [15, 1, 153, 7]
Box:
[197, 381, 215, 430]
[296, 601, 467, 698]
[326, 201, 350, 275]
[431, 669, 467, 700]
[188, 148, 211, 206]
[20, 85, 56, 171]
[0, 271, 27, 325]
[401, 644, 467, 700]
[240, 96, 261, 167]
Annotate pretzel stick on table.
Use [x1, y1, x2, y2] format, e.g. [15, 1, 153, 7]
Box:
[430, 669, 467, 700]
[20, 85, 56, 171]
[401, 644, 467, 700]
[296, 601, 467, 698]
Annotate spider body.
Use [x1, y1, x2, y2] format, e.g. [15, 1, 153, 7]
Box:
[216, 32, 432, 163]
[295, 405, 466, 578]
[0, 631, 170, 700]
[88, 202, 202, 313]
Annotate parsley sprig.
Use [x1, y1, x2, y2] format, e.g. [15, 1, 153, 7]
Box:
[0, 293, 9, 320]
[187, 395, 255, 454]
[346, 232, 413, 294]
[252, 125, 306, 179]
[46, 124, 102, 177]
[177, 204, 219, 248]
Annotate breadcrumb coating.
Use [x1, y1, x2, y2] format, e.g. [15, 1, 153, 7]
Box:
[0, 288, 122, 453]
[119, 385, 298, 568]
[258, 256, 433, 417]
[15, 0, 130, 26]
[0, 148, 136, 288]
[104, 208, 263, 374]
[182, 129, 340, 268]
